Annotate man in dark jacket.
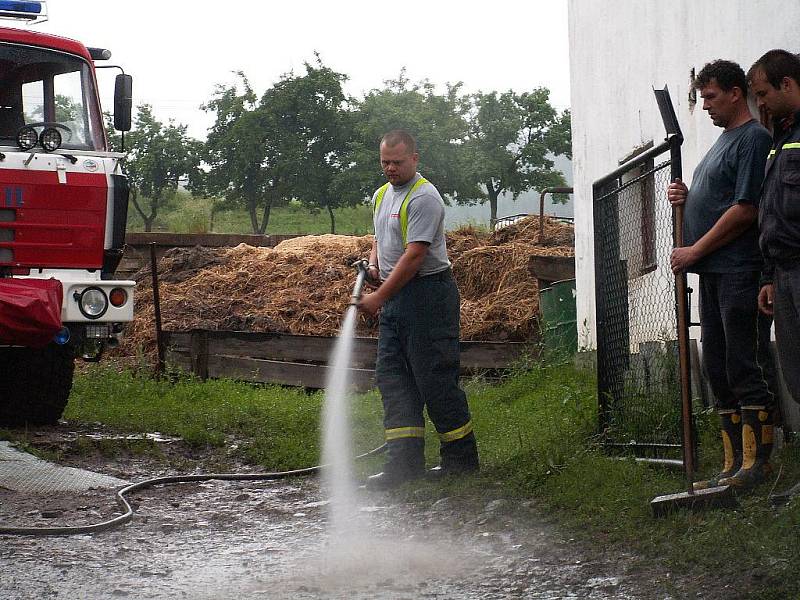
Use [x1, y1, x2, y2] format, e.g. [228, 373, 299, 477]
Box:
[748, 49, 800, 503]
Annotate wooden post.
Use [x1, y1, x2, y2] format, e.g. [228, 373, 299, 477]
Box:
[670, 138, 696, 493]
[190, 329, 209, 381]
[149, 242, 166, 376]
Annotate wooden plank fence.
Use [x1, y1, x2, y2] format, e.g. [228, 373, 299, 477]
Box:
[163, 330, 538, 391]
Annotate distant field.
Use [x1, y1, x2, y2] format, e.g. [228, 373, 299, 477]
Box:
[127, 194, 374, 236]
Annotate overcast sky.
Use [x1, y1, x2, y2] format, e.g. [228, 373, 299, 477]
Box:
[36, 0, 570, 140]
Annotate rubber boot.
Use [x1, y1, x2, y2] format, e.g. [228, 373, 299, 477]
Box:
[365, 437, 425, 491]
[719, 408, 773, 490]
[427, 432, 479, 480]
[694, 410, 742, 491]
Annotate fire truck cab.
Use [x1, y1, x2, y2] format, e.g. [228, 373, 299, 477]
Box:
[0, 1, 134, 426]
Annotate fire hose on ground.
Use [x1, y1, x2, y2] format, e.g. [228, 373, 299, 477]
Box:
[0, 260, 384, 537]
[0, 444, 387, 537]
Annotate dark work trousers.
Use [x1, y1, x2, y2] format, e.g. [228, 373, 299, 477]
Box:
[699, 271, 775, 412]
[774, 264, 800, 405]
[376, 269, 477, 472]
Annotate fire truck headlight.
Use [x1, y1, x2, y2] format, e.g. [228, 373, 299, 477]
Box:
[40, 127, 62, 152]
[17, 125, 38, 151]
[77, 287, 108, 319]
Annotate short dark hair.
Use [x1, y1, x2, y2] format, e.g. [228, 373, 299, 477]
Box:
[380, 129, 417, 154]
[747, 49, 800, 89]
[694, 59, 747, 93]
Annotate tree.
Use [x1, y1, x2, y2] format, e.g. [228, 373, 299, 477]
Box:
[335, 72, 475, 206]
[54, 94, 79, 123]
[463, 89, 571, 224]
[123, 105, 201, 231]
[264, 57, 353, 233]
[200, 73, 290, 234]
[201, 61, 355, 234]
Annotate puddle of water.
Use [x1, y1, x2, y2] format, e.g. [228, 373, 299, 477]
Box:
[287, 536, 470, 594]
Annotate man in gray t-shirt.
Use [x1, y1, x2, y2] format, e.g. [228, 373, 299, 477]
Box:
[371, 173, 451, 280]
[357, 129, 478, 490]
[668, 60, 774, 491]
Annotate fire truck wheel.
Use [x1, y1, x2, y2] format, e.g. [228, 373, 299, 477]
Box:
[0, 344, 76, 427]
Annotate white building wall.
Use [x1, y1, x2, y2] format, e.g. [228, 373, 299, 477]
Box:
[568, 0, 800, 348]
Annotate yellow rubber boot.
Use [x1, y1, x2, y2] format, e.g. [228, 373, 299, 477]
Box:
[719, 408, 773, 490]
[694, 410, 741, 491]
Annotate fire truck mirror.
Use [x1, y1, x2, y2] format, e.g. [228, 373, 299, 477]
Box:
[113, 74, 133, 132]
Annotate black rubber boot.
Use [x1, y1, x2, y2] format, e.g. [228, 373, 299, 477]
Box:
[719, 408, 773, 490]
[365, 438, 425, 491]
[694, 411, 742, 491]
[427, 432, 479, 479]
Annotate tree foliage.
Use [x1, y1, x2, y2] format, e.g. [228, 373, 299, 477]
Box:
[122, 105, 201, 232]
[198, 60, 356, 234]
[199, 73, 277, 234]
[123, 64, 572, 233]
[462, 89, 572, 224]
[335, 71, 474, 205]
[263, 58, 353, 233]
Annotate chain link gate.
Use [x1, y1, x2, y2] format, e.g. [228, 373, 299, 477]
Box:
[593, 88, 696, 466]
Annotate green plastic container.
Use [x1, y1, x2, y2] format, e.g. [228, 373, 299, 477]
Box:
[539, 278, 578, 356]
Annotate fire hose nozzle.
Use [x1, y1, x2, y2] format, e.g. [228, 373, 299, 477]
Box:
[349, 259, 370, 306]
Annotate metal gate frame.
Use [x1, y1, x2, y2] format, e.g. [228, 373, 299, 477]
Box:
[592, 88, 695, 467]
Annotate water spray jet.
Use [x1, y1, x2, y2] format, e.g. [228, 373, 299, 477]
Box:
[321, 257, 377, 539]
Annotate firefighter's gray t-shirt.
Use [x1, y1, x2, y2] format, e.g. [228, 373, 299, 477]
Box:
[372, 173, 451, 279]
[683, 119, 772, 273]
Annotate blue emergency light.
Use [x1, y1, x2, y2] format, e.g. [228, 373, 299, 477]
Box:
[0, 1, 46, 22]
[53, 326, 70, 346]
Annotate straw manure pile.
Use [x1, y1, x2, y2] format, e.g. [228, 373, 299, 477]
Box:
[446, 224, 490, 255]
[453, 215, 573, 341]
[120, 216, 574, 357]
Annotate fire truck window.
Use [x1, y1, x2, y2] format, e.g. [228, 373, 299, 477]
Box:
[53, 71, 87, 146]
[21, 80, 44, 123]
[0, 44, 103, 150]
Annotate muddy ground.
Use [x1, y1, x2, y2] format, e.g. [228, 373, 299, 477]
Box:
[0, 425, 734, 599]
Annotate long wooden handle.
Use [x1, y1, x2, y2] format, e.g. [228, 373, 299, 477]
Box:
[673, 202, 695, 493]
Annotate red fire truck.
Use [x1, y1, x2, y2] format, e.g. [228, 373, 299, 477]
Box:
[0, 1, 134, 426]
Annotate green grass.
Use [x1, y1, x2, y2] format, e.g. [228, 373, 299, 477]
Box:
[65, 368, 384, 471]
[127, 194, 374, 236]
[51, 363, 800, 596]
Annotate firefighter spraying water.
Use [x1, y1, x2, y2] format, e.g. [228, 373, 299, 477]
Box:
[0, 1, 135, 426]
